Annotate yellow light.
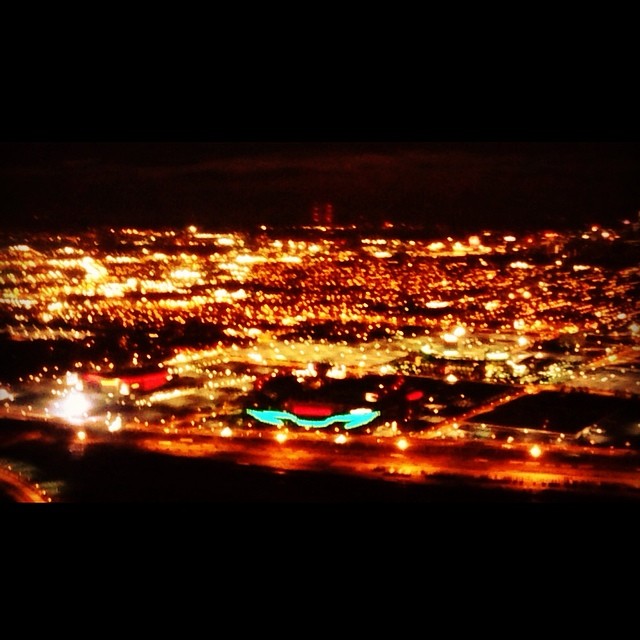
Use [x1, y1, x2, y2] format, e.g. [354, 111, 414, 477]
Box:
[396, 438, 409, 451]
[275, 432, 288, 444]
[77, 430, 87, 441]
[335, 434, 347, 444]
[529, 444, 542, 458]
[107, 416, 122, 432]
[220, 426, 233, 438]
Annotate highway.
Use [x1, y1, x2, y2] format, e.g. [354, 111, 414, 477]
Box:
[3, 406, 640, 501]
[131, 428, 640, 494]
[0, 463, 51, 503]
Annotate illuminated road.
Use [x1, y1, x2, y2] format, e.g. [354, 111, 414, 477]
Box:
[0, 463, 50, 503]
[4, 378, 640, 500]
[31, 416, 636, 499]
[136, 431, 640, 493]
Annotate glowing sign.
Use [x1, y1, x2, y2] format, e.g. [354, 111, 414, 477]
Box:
[246, 408, 380, 430]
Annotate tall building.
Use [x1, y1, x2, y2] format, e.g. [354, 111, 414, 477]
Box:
[311, 202, 335, 227]
[324, 203, 334, 226]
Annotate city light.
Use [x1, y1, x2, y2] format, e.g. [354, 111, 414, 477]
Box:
[107, 415, 122, 432]
[1, 217, 639, 502]
[58, 391, 91, 421]
[529, 444, 543, 459]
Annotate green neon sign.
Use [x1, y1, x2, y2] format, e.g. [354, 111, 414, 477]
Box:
[246, 408, 381, 430]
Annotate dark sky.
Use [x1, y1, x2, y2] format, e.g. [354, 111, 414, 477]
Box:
[1, 141, 639, 234]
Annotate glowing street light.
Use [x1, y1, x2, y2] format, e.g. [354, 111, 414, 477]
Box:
[59, 390, 91, 420]
[529, 444, 543, 459]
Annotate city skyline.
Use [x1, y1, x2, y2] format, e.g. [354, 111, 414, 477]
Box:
[2, 141, 639, 234]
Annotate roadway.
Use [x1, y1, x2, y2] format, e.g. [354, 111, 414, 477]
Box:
[0, 463, 51, 503]
[5, 409, 639, 500]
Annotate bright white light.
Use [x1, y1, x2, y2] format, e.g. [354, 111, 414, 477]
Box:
[220, 427, 233, 438]
[236, 253, 267, 264]
[0, 388, 13, 402]
[326, 364, 346, 379]
[81, 256, 108, 280]
[107, 416, 122, 432]
[396, 438, 409, 451]
[171, 268, 201, 280]
[275, 432, 288, 444]
[452, 326, 466, 338]
[60, 391, 91, 419]
[334, 434, 347, 444]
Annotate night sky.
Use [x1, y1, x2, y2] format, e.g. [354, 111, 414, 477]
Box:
[1, 141, 639, 234]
